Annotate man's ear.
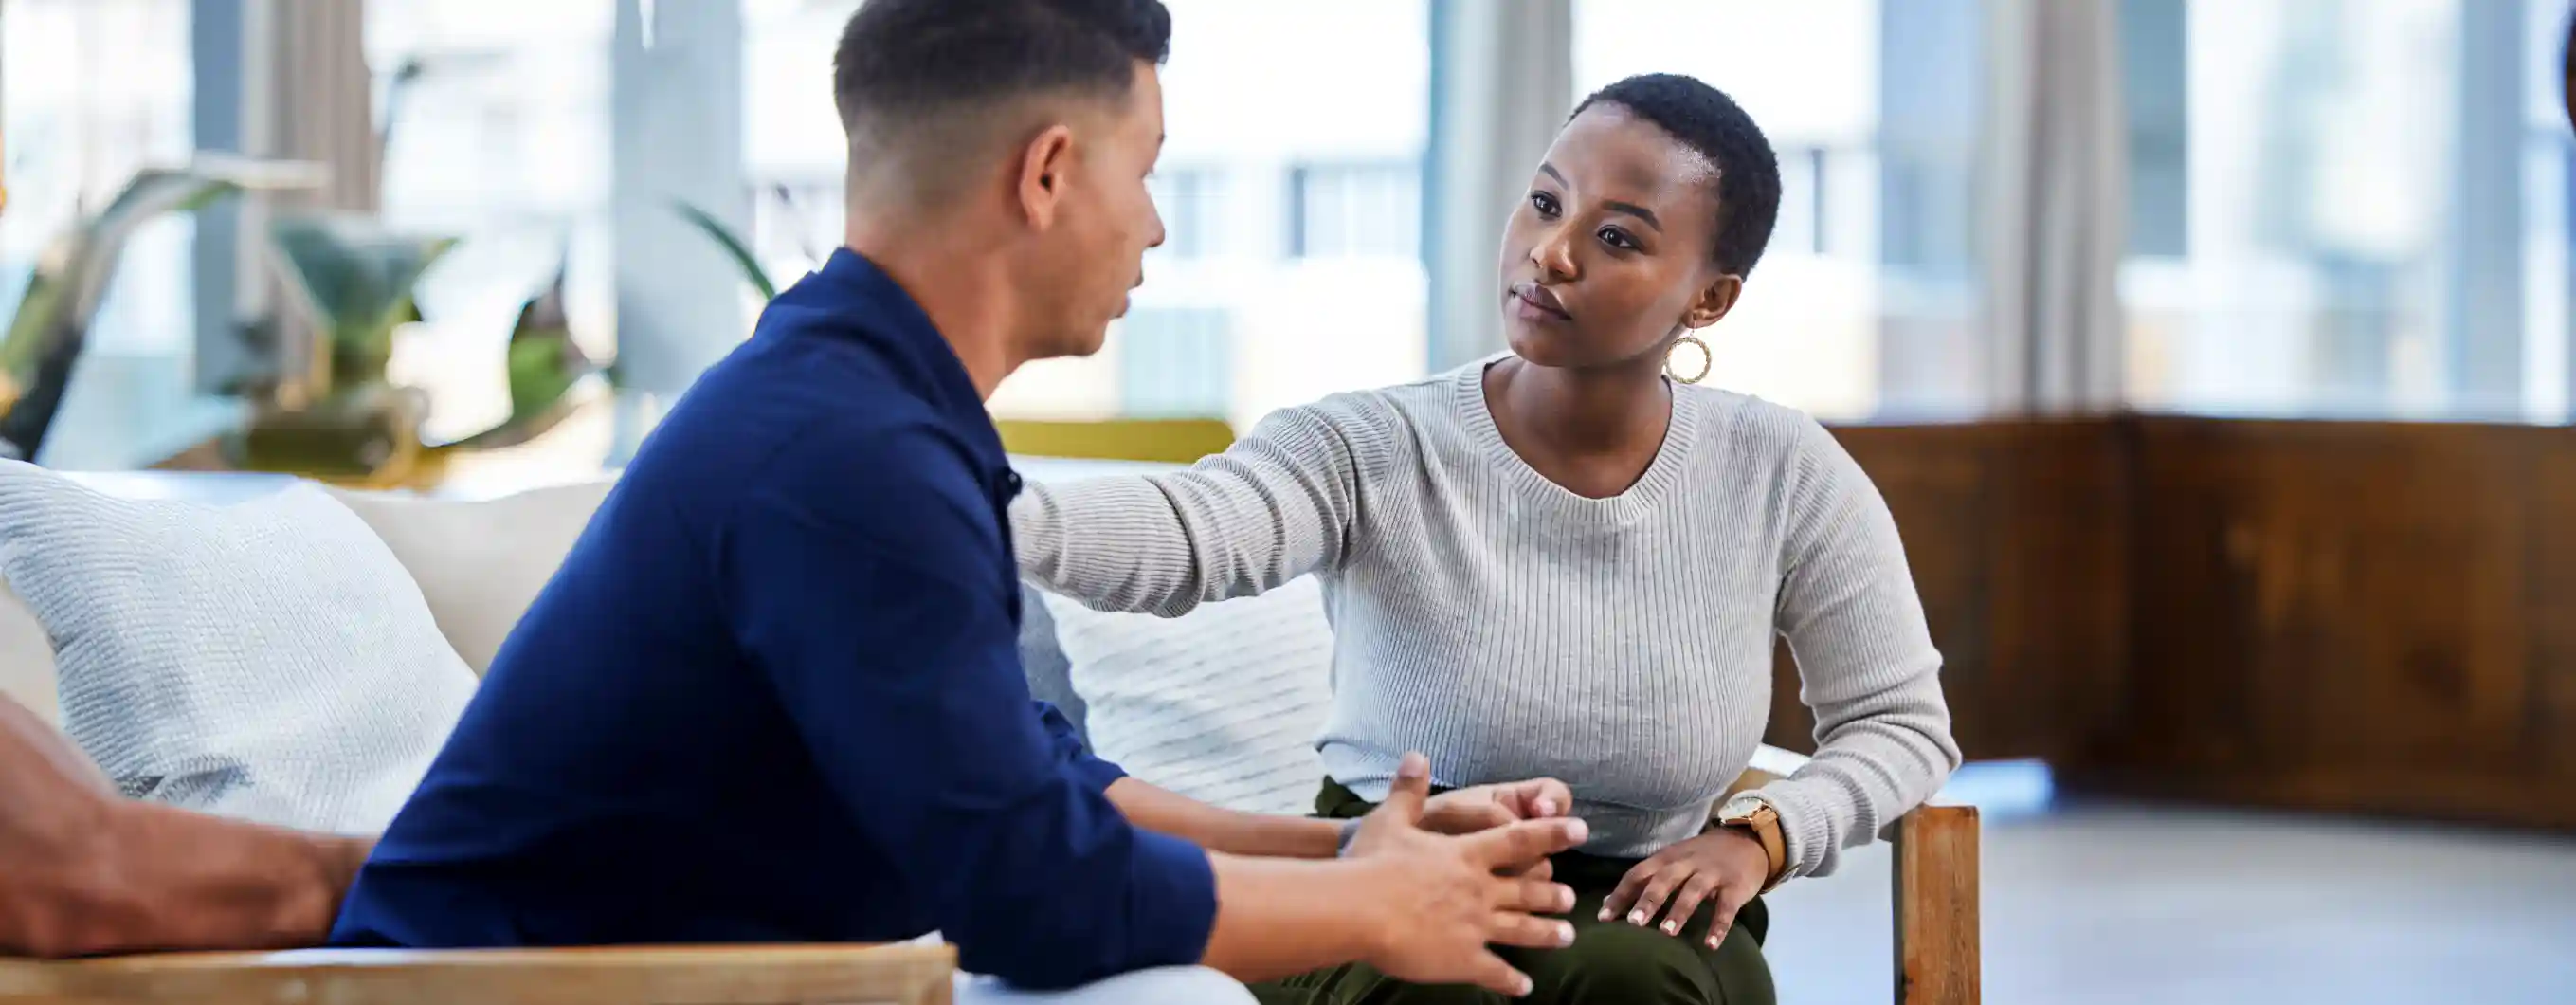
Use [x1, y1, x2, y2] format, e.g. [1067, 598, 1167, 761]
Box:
[1014, 123, 1077, 230]
[1682, 273, 1745, 330]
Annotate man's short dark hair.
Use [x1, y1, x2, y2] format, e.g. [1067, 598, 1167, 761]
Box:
[833, 0, 1172, 134]
[1573, 74, 1782, 279]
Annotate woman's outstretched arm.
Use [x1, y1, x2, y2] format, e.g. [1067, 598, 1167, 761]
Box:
[1751, 422, 1964, 883]
[1011, 397, 1390, 616]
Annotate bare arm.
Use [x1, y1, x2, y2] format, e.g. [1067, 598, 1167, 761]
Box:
[1107, 777, 1343, 859]
[1, 696, 370, 958]
[1013, 401, 1387, 616]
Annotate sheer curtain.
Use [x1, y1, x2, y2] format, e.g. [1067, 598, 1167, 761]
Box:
[1424, 0, 1572, 372]
[1980, 0, 2129, 414]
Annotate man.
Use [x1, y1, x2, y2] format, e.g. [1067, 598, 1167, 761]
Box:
[329, 1, 1591, 1001]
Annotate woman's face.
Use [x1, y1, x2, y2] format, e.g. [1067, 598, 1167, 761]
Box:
[1497, 104, 1741, 372]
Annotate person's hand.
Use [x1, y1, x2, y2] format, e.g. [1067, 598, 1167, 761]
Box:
[1420, 777, 1575, 835]
[1599, 827, 1770, 949]
[1350, 753, 1587, 997]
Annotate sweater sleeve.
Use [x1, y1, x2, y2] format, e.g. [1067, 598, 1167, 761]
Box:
[1752, 420, 1963, 881]
[721, 424, 1215, 989]
[1011, 399, 1383, 617]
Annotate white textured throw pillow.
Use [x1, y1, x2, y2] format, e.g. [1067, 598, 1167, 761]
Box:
[0, 461, 477, 835]
[1037, 577, 1335, 815]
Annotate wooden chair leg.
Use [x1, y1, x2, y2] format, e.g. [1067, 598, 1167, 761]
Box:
[1893, 805, 1980, 1005]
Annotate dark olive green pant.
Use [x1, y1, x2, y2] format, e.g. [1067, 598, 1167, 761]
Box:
[1246, 780, 1777, 1005]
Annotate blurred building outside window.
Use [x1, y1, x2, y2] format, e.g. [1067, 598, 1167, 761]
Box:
[2119, 0, 2569, 423]
[1574, 0, 1935, 424]
[14, 0, 2576, 483]
[2520, 0, 2570, 422]
[749, 0, 1430, 436]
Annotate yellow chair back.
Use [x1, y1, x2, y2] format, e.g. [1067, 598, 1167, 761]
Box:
[994, 417, 1234, 464]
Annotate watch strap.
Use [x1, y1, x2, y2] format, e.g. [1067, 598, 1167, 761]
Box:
[1715, 795, 1790, 891]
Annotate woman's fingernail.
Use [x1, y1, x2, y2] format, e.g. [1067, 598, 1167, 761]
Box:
[1660, 920, 1678, 935]
[1536, 798, 1558, 816]
[1627, 910, 1646, 926]
[1597, 907, 1613, 922]
[1708, 936, 1721, 949]
[1556, 922, 1576, 945]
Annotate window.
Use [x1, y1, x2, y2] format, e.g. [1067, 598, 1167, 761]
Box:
[1574, 0, 1976, 422]
[2120, 0, 2189, 259]
[1117, 307, 1234, 417]
[1, 0, 200, 468]
[367, 0, 614, 444]
[744, 0, 855, 284]
[1151, 168, 1221, 261]
[989, 0, 1433, 432]
[1289, 161, 1419, 260]
[2121, 0, 2566, 422]
[2520, 0, 2570, 420]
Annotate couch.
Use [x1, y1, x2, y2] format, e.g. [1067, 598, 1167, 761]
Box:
[0, 466, 1979, 1004]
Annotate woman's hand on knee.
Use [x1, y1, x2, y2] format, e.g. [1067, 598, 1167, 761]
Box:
[1599, 829, 1769, 949]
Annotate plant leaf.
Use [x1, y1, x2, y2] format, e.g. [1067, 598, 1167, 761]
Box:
[673, 199, 776, 301]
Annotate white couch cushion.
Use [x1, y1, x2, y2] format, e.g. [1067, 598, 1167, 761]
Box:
[1036, 577, 1335, 815]
[332, 480, 614, 674]
[0, 461, 478, 834]
[0, 583, 58, 726]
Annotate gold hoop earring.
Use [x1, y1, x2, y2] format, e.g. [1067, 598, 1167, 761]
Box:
[1665, 335, 1713, 385]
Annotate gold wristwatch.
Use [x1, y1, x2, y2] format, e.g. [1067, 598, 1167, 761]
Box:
[1714, 794, 1789, 892]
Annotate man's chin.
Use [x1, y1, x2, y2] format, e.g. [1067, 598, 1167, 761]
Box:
[1042, 327, 1114, 362]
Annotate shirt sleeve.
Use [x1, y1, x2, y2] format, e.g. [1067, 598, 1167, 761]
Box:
[1010, 397, 1389, 617]
[1754, 418, 1963, 882]
[1038, 700, 1128, 794]
[716, 422, 1213, 989]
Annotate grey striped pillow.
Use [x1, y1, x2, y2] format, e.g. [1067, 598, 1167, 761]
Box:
[0, 462, 477, 835]
[1037, 576, 1335, 815]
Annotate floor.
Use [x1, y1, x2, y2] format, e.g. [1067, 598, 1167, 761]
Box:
[1759, 765, 2576, 1004]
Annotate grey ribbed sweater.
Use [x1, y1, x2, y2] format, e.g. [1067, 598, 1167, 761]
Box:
[1011, 359, 1960, 879]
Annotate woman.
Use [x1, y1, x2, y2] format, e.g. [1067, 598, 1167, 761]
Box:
[1015, 73, 1959, 1005]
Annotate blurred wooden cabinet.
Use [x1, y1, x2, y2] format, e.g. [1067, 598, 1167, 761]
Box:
[1772, 415, 2576, 832]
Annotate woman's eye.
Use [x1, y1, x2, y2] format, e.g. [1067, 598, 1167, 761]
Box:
[1599, 227, 1639, 250]
[1530, 192, 1559, 217]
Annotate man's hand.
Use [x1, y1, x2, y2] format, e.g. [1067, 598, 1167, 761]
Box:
[1420, 777, 1575, 835]
[1599, 827, 1770, 949]
[1350, 753, 1587, 997]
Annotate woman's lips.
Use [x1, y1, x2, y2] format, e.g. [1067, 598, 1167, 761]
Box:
[1509, 283, 1570, 320]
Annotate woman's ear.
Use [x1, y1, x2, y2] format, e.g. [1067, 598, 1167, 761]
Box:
[1681, 274, 1745, 331]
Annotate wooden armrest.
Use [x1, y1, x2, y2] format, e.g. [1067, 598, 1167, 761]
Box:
[0, 942, 956, 1005]
[1893, 804, 1980, 1005]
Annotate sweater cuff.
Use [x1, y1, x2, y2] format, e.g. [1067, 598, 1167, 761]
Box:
[1747, 783, 1837, 883]
[1124, 829, 1221, 969]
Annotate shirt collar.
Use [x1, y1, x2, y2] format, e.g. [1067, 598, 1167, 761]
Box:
[807, 247, 1007, 474]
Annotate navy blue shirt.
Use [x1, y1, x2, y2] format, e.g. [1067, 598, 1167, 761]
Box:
[330, 250, 1219, 990]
